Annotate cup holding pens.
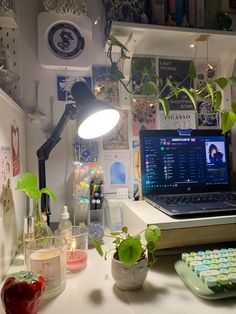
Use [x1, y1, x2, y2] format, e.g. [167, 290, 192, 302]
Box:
[55, 226, 88, 272]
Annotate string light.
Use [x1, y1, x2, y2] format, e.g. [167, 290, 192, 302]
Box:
[94, 16, 101, 25]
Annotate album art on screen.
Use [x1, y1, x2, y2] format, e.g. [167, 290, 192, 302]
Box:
[158, 58, 193, 110]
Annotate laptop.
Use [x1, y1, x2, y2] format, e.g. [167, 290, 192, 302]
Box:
[139, 129, 236, 218]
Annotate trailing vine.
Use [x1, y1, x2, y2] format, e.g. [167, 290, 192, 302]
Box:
[107, 34, 236, 133]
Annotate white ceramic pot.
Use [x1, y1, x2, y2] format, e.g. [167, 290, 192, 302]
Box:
[111, 255, 148, 290]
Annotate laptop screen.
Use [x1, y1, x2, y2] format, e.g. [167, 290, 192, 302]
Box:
[140, 129, 231, 195]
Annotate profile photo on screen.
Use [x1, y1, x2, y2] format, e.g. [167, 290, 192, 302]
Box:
[206, 142, 225, 165]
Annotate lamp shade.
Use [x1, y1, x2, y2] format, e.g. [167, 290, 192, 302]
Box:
[71, 81, 120, 139]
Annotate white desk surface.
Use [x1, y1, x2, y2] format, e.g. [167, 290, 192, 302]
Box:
[121, 199, 236, 229]
[1, 242, 236, 314]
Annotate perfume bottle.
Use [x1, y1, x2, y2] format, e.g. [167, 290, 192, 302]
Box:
[23, 216, 35, 266]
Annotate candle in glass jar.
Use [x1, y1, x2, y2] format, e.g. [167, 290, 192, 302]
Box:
[27, 236, 67, 299]
[66, 238, 88, 271]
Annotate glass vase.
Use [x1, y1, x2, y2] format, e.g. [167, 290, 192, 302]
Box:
[33, 199, 53, 239]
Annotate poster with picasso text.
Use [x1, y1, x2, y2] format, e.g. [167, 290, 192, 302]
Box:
[103, 151, 130, 194]
[0, 146, 14, 216]
[157, 110, 196, 130]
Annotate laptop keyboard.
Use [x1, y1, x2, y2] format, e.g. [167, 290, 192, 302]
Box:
[155, 193, 236, 205]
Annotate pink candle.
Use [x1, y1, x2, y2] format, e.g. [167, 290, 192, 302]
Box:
[66, 250, 88, 271]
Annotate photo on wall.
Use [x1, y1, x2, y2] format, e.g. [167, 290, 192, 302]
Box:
[194, 61, 218, 90]
[131, 57, 156, 95]
[11, 122, 20, 177]
[196, 101, 220, 129]
[92, 65, 120, 108]
[0, 146, 14, 216]
[103, 151, 130, 194]
[158, 58, 194, 110]
[102, 110, 129, 150]
[74, 138, 100, 163]
[131, 97, 156, 136]
[57, 76, 92, 101]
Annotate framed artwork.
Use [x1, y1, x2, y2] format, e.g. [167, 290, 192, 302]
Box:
[158, 58, 194, 110]
[57, 76, 91, 101]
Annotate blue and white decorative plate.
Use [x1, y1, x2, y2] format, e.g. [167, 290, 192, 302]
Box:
[47, 22, 84, 59]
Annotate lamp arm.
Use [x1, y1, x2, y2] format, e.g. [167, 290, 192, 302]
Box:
[36, 102, 78, 221]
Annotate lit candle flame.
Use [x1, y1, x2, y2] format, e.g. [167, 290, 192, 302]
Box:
[70, 239, 76, 256]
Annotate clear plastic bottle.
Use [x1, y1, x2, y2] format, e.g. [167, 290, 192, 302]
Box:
[59, 206, 72, 229]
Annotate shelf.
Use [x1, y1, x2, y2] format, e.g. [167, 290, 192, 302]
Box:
[111, 21, 236, 61]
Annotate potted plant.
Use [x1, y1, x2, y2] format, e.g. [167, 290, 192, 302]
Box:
[16, 172, 56, 239]
[106, 35, 236, 133]
[93, 225, 161, 290]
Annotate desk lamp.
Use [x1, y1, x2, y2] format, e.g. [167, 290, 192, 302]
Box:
[37, 81, 120, 224]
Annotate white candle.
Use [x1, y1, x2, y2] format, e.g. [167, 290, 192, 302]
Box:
[30, 249, 66, 298]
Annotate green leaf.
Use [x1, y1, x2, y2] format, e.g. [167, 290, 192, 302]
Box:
[159, 98, 170, 118]
[118, 238, 143, 265]
[188, 62, 197, 80]
[24, 186, 41, 200]
[132, 57, 152, 73]
[180, 87, 197, 110]
[92, 238, 104, 257]
[146, 241, 156, 253]
[111, 62, 124, 80]
[213, 91, 222, 111]
[110, 231, 122, 236]
[221, 111, 236, 133]
[113, 238, 121, 245]
[145, 225, 161, 243]
[229, 76, 236, 86]
[120, 48, 130, 60]
[40, 187, 56, 201]
[232, 102, 236, 113]
[122, 226, 128, 234]
[16, 172, 37, 190]
[110, 35, 128, 51]
[166, 78, 173, 87]
[214, 77, 228, 89]
[205, 83, 214, 102]
[143, 81, 158, 96]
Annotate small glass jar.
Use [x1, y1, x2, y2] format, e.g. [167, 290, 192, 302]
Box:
[55, 226, 88, 272]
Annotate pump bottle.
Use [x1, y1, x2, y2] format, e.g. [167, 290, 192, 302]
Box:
[59, 206, 72, 229]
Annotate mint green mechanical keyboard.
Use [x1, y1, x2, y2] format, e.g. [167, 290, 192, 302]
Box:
[174, 247, 236, 300]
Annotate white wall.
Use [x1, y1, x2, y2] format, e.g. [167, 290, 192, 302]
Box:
[0, 89, 26, 280]
[17, 0, 106, 222]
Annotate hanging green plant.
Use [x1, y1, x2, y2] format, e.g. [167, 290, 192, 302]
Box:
[107, 35, 236, 133]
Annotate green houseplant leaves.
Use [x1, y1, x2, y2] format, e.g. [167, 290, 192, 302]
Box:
[93, 225, 161, 266]
[107, 35, 236, 133]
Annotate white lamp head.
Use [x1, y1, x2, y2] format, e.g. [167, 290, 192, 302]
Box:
[71, 81, 120, 139]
